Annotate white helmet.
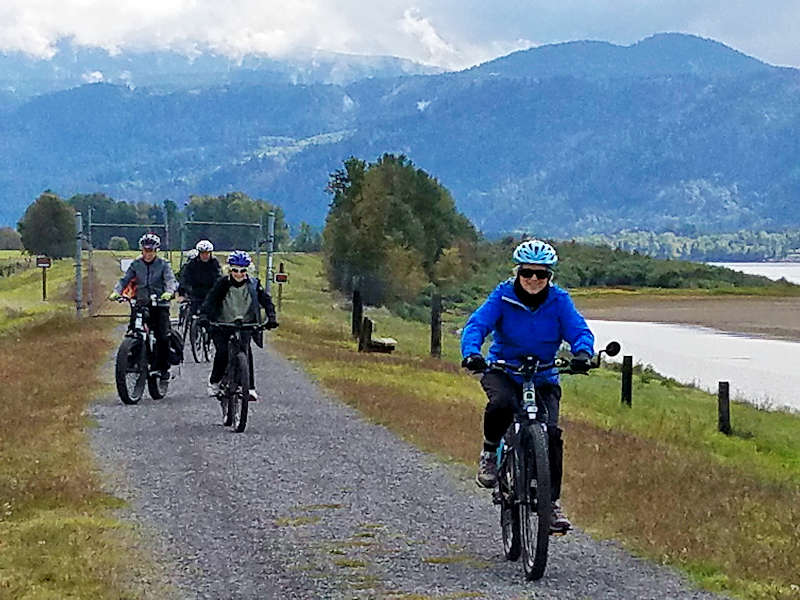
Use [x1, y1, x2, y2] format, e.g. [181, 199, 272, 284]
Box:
[139, 232, 161, 249]
[195, 240, 214, 252]
[185, 249, 199, 260]
[512, 239, 557, 266]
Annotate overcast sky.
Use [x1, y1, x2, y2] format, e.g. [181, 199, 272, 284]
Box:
[2, 1, 798, 70]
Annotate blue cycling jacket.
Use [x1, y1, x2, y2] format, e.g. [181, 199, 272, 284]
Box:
[460, 279, 595, 385]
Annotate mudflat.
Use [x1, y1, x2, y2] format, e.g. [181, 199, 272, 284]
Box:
[576, 295, 800, 342]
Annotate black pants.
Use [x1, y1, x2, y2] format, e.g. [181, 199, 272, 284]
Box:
[209, 330, 255, 389]
[129, 306, 171, 372]
[480, 370, 564, 501]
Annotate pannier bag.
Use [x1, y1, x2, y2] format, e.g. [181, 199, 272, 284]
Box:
[168, 328, 184, 365]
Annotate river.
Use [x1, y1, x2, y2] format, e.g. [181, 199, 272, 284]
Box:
[590, 262, 800, 412]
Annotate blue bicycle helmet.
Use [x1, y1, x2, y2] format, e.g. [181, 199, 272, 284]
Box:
[227, 250, 252, 267]
[512, 239, 558, 266]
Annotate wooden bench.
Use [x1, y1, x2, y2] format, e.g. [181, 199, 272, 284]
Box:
[358, 317, 397, 354]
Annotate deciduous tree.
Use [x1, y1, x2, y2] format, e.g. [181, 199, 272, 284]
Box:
[18, 192, 76, 258]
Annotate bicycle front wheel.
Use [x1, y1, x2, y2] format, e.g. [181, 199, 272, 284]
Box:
[230, 351, 249, 432]
[498, 443, 521, 561]
[115, 338, 146, 405]
[519, 423, 551, 581]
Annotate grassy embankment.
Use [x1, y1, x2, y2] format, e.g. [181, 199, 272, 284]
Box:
[0, 251, 165, 599]
[271, 252, 800, 600]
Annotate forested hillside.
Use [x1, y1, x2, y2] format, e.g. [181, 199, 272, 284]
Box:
[2, 33, 799, 239]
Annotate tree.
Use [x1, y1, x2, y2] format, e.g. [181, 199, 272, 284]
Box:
[108, 236, 129, 251]
[185, 192, 289, 250]
[323, 154, 478, 304]
[291, 222, 322, 252]
[0, 227, 22, 250]
[18, 192, 76, 258]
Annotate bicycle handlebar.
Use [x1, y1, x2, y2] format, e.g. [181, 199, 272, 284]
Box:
[208, 321, 267, 331]
[485, 341, 621, 377]
[116, 295, 172, 308]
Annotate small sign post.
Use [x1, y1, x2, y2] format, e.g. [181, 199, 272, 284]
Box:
[274, 262, 288, 311]
[36, 255, 52, 300]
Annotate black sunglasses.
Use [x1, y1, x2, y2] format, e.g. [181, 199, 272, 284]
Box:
[518, 268, 551, 280]
[230, 267, 248, 273]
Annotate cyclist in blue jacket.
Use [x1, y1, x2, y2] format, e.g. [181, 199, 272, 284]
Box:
[460, 239, 595, 533]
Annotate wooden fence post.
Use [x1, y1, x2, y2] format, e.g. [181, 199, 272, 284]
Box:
[621, 355, 633, 407]
[430, 290, 442, 358]
[352, 288, 363, 339]
[358, 317, 372, 352]
[718, 381, 732, 435]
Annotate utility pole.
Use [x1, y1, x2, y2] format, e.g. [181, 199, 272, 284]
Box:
[75, 212, 83, 316]
[266, 211, 275, 294]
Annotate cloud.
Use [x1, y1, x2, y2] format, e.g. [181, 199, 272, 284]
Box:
[0, 1, 798, 69]
[81, 70, 104, 83]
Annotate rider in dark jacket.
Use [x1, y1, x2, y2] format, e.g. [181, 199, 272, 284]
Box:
[181, 240, 222, 309]
[200, 250, 278, 401]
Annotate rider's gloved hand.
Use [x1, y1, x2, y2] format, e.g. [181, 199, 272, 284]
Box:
[264, 320, 279, 330]
[461, 354, 487, 374]
[570, 350, 592, 373]
[160, 292, 173, 302]
[197, 314, 209, 327]
[108, 291, 121, 301]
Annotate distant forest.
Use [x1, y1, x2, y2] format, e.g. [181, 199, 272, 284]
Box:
[570, 230, 800, 262]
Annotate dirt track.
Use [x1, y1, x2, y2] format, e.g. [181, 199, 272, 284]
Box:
[577, 295, 800, 342]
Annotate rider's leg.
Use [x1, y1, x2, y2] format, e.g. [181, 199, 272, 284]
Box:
[149, 307, 172, 376]
[209, 331, 229, 385]
[476, 371, 521, 487]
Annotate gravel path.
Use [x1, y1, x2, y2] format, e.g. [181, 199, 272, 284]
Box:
[90, 341, 730, 599]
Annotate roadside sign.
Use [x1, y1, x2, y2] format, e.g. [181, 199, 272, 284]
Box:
[274, 272, 289, 284]
[36, 255, 52, 268]
[120, 258, 133, 272]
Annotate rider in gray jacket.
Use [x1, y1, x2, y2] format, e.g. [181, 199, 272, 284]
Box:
[110, 233, 178, 380]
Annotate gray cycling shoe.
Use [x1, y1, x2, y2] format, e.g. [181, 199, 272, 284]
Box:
[551, 501, 572, 533]
[476, 450, 498, 488]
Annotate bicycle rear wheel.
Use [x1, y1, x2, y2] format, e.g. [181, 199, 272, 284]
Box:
[519, 424, 551, 581]
[498, 444, 521, 561]
[230, 351, 249, 432]
[115, 338, 146, 405]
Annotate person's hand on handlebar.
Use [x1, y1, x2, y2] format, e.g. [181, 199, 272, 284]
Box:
[570, 350, 592, 373]
[108, 291, 121, 301]
[264, 319, 279, 330]
[160, 292, 173, 302]
[461, 354, 487, 374]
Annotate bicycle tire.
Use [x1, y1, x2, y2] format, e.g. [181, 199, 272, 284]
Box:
[519, 423, 551, 581]
[230, 351, 249, 432]
[202, 327, 215, 362]
[221, 383, 234, 426]
[190, 318, 203, 363]
[115, 337, 146, 405]
[499, 444, 521, 561]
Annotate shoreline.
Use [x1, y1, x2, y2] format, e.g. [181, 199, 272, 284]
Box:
[575, 295, 800, 343]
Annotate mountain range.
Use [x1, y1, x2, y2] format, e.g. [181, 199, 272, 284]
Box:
[1, 33, 798, 238]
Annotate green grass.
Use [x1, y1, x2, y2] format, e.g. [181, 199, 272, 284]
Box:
[271, 252, 800, 600]
[0, 314, 168, 599]
[0, 255, 78, 331]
